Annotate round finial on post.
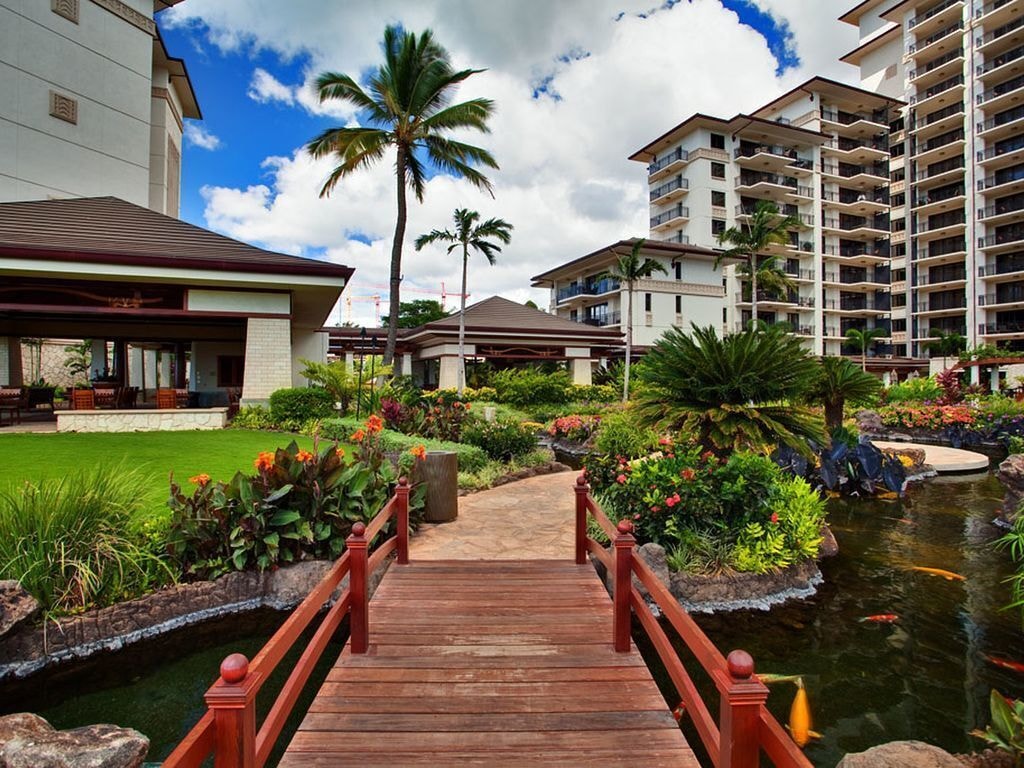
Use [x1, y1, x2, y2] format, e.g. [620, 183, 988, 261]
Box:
[398, 476, 408, 487]
[616, 519, 634, 535]
[351, 522, 366, 537]
[576, 474, 588, 487]
[727, 649, 755, 680]
[220, 653, 249, 684]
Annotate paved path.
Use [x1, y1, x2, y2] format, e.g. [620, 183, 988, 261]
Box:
[410, 471, 577, 560]
[873, 439, 990, 473]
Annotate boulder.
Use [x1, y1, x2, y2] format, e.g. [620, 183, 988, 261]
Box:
[0, 713, 148, 768]
[855, 409, 885, 436]
[264, 561, 332, 609]
[0, 582, 39, 639]
[997, 453, 1024, 520]
[836, 740, 962, 768]
[818, 525, 839, 559]
[634, 543, 670, 599]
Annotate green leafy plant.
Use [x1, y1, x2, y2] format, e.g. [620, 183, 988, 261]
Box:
[490, 366, 572, 406]
[231, 405, 275, 430]
[0, 466, 175, 616]
[461, 418, 537, 460]
[299, 359, 358, 414]
[592, 408, 659, 459]
[883, 376, 943, 404]
[319, 418, 488, 472]
[844, 327, 888, 371]
[998, 512, 1024, 628]
[807, 357, 881, 433]
[1009, 436, 1024, 455]
[268, 387, 337, 426]
[548, 414, 602, 444]
[971, 690, 1024, 766]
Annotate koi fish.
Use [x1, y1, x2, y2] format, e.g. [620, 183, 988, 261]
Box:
[859, 614, 899, 624]
[787, 678, 822, 748]
[910, 566, 965, 581]
[985, 655, 1024, 674]
[758, 673, 803, 685]
[672, 702, 685, 722]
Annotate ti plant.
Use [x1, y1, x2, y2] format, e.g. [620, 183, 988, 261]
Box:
[971, 690, 1024, 767]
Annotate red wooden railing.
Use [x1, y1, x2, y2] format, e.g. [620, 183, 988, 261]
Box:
[574, 475, 813, 768]
[163, 478, 411, 768]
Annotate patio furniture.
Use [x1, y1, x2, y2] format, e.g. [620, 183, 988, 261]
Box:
[27, 386, 56, 411]
[93, 387, 117, 408]
[227, 387, 241, 419]
[156, 388, 178, 409]
[116, 386, 139, 409]
[72, 389, 96, 411]
[0, 388, 27, 426]
[175, 389, 191, 408]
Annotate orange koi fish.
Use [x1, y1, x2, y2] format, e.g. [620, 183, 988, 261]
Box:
[859, 614, 899, 624]
[672, 702, 685, 722]
[788, 678, 822, 748]
[985, 655, 1024, 674]
[910, 566, 965, 581]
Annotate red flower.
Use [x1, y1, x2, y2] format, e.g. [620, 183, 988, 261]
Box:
[770, 512, 779, 524]
[681, 468, 696, 481]
[616, 474, 627, 484]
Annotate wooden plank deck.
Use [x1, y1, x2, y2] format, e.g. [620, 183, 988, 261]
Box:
[279, 559, 698, 767]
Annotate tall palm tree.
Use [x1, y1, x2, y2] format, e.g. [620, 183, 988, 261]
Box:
[599, 239, 667, 401]
[922, 328, 966, 368]
[715, 201, 802, 328]
[808, 356, 881, 433]
[414, 209, 513, 393]
[306, 26, 499, 364]
[634, 324, 825, 457]
[845, 327, 888, 371]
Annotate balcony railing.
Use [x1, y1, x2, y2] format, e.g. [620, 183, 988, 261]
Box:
[820, 108, 888, 126]
[820, 162, 889, 179]
[662, 231, 690, 244]
[824, 297, 891, 311]
[557, 278, 622, 303]
[822, 216, 890, 232]
[910, 47, 965, 80]
[979, 104, 1024, 132]
[915, 237, 968, 259]
[979, 258, 1024, 275]
[980, 228, 1024, 247]
[916, 212, 967, 232]
[784, 267, 816, 280]
[979, 43, 1024, 75]
[980, 322, 1024, 335]
[650, 204, 689, 228]
[650, 176, 688, 201]
[979, 197, 1024, 219]
[734, 144, 797, 161]
[822, 243, 891, 258]
[979, 290, 1024, 305]
[910, 75, 965, 105]
[918, 269, 967, 284]
[916, 129, 965, 154]
[822, 270, 891, 285]
[915, 296, 968, 311]
[979, 15, 1024, 47]
[735, 172, 798, 189]
[648, 147, 687, 175]
[977, 0, 1015, 18]
[581, 311, 621, 327]
[978, 74, 1024, 105]
[821, 190, 889, 205]
[979, 135, 1024, 161]
[909, 20, 964, 53]
[823, 137, 889, 153]
[911, 102, 964, 130]
[911, 0, 963, 27]
[914, 156, 966, 181]
[913, 184, 966, 206]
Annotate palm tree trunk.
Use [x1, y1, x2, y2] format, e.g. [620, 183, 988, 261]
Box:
[750, 258, 758, 330]
[623, 281, 632, 402]
[384, 148, 407, 366]
[457, 245, 468, 394]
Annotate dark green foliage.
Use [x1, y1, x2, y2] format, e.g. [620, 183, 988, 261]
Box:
[491, 367, 571, 406]
[807, 356, 881, 432]
[461, 419, 537, 460]
[381, 299, 452, 328]
[268, 387, 337, 425]
[319, 418, 488, 472]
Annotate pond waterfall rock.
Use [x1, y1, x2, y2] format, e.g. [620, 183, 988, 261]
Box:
[0, 583, 39, 639]
[997, 453, 1024, 521]
[0, 712, 148, 768]
[835, 740, 962, 768]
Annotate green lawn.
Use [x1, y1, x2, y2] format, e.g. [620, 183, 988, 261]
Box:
[0, 430, 321, 507]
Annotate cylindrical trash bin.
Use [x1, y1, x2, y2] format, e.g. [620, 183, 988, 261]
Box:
[422, 450, 458, 523]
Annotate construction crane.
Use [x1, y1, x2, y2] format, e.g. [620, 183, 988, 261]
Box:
[353, 281, 469, 311]
[342, 295, 381, 325]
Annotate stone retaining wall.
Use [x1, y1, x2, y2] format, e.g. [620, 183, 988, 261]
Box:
[57, 407, 228, 433]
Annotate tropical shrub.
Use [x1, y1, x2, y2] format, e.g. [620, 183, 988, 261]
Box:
[420, 390, 472, 441]
[883, 376, 943, 404]
[569, 384, 618, 403]
[774, 438, 906, 496]
[0, 466, 174, 616]
[268, 387, 337, 426]
[635, 325, 825, 457]
[998, 512, 1024, 628]
[548, 414, 601, 444]
[461, 418, 537, 460]
[299, 359, 356, 414]
[319, 418, 488, 472]
[879, 404, 975, 430]
[491, 367, 571, 405]
[231, 405, 275, 430]
[934, 367, 963, 404]
[731, 478, 825, 573]
[971, 690, 1024, 762]
[592, 408, 660, 459]
[461, 386, 497, 402]
[806, 357, 880, 432]
[1010, 435, 1024, 455]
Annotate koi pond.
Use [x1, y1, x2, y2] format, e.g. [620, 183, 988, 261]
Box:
[2, 469, 1022, 766]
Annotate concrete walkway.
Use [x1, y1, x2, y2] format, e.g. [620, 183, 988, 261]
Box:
[872, 439, 990, 473]
[410, 470, 578, 560]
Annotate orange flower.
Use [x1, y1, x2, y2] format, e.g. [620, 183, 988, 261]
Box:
[335, 447, 346, 459]
[296, 449, 314, 463]
[189, 473, 211, 486]
[351, 428, 366, 443]
[411, 444, 427, 461]
[254, 451, 275, 471]
[365, 414, 384, 434]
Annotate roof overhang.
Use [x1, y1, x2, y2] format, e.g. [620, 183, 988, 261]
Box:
[840, 25, 902, 66]
[839, 0, 892, 25]
[154, 30, 200, 119]
[532, 239, 729, 287]
[753, 75, 904, 117]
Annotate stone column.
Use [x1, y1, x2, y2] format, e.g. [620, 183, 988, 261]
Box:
[129, 346, 144, 387]
[158, 351, 171, 390]
[401, 353, 413, 377]
[7, 337, 23, 387]
[571, 358, 593, 386]
[345, 351, 355, 371]
[241, 317, 293, 403]
[438, 356, 462, 390]
[971, 364, 981, 386]
[991, 366, 1002, 394]
[90, 339, 107, 380]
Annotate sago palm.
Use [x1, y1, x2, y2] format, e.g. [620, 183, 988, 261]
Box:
[307, 25, 499, 364]
[599, 239, 667, 401]
[634, 324, 825, 456]
[716, 201, 802, 328]
[845, 326, 888, 371]
[808, 356, 880, 433]
[414, 209, 513, 393]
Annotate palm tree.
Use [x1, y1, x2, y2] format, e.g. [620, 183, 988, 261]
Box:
[808, 356, 881, 433]
[715, 201, 802, 328]
[306, 26, 498, 364]
[634, 324, 825, 457]
[922, 329, 966, 368]
[599, 239, 667, 401]
[845, 327, 888, 371]
[414, 209, 513, 393]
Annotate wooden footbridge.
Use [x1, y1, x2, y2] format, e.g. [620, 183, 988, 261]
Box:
[164, 478, 811, 768]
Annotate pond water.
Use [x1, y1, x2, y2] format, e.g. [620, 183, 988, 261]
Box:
[650, 469, 1024, 767]
[3, 471, 1022, 767]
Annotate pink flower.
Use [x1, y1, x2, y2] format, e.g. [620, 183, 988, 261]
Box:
[616, 474, 627, 484]
[665, 496, 677, 507]
[770, 512, 779, 524]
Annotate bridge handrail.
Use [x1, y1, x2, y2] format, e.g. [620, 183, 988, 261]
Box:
[574, 475, 812, 768]
[163, 477, 411, 768]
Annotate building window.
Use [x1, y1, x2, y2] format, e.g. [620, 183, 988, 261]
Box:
[892, 318, 907, 332]
[892, 268, 906, 282]
[674, 261, 682, 280]
[711, 219, 726, 237]
[711, 161, 726, 179]
[675, 295, 682, 314]
[644, 293, 652, 312]
[217, 356, 245, 388]
[710, 133, 725, 150]
[711, 190, 726, 207]
[892, 293, 907, 308]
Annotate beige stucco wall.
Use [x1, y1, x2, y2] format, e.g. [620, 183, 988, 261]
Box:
[291, 329, 329, 387]
[242, 317, 292, 402]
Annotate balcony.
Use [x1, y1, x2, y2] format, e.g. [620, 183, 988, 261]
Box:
[976, 0, 1020, 28]
[650, 176, 688, 204]
[978, 15, 1024, 55]
[978, 196, 1024, 223]
[914, 237, 968, 263]
[911, 0, 965, 33]
[822, 137, 890, 164]
[979, 256, 1024, 279]
[978, 104, 1024, 139]
[912, 128, 966, 166]
[581, 311, 621, 327]
[823, 297, 891, 313]
[909, 20, 965, 59]
[822, 270, 891, 287]
[910, 75, 966, 115]
[734, 291, 812, 308]
[661, 231, 690, 245]
[914, 295, 968, 313]
[819, 108, 889, 133]
[648, 147, 688, 181]
[734, 173, 811, 200]
[979, 134, 1024, 168]
[821, 189, 889, 214]
[788, 157, 815, 176]
[912, 184, 967, 215]
[820, 161, 889, 187]
[914, 156, 966, 186]
[980, 321, 1024, 337]
[822, 216, 891, 238]
[978, 288, 1024, 306]
[822, 243, 891, 262]
[979, 43, 1024, 82]
[650, 204, 689, 231]
[733, 144, 798, 170]
[917, 269, 967, 287]
[978, 74, 1024, 115]
[557, 277, 622, 304]
[915, 211, 968, 239]
[979, 227, 1024, 251]
[784, 267, 817, 281]
[910, 47, 966, 86]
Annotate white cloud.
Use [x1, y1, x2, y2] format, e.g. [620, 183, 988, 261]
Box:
[164, 0, 865, 326]
[183, 123, 222, 150]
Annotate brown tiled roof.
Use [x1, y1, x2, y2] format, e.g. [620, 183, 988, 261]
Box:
[0, 196, 353, 280]
[412, 296, 621, 338]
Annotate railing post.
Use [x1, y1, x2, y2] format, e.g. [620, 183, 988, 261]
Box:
[574, 474, 589, 565]
[205, 653, 261, 768]
[613, 519, 635, 653]
[719, 649, 770, 768]
[395, 476, 410, 565]
[348, 522, 369, 654]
